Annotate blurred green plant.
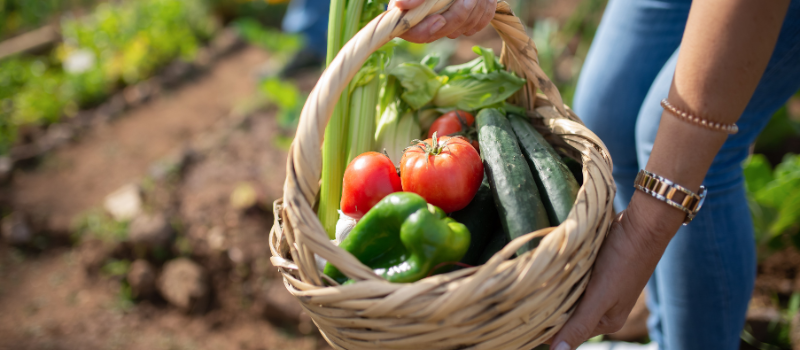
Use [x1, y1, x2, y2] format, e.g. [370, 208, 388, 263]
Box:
[0, 0, 101, 39]
[742, 292, 800, 350]
[0, 0, 218, 155]
[72, 209, 129, 242]
[744, 153, 800, 254]
[232, 18, 302, 56]
[102, 259, 131, 277]
[526, 0, 606, 105]
[59, 0, 216, 85]
[260, 77, 305, 128]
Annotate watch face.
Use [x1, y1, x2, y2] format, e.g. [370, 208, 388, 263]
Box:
[694, 186, 707, 212]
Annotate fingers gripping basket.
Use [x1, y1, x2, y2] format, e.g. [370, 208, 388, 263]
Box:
[270, 0, 617, 348]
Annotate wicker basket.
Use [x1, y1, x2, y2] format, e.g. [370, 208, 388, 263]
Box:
[269, 1, 616, 348]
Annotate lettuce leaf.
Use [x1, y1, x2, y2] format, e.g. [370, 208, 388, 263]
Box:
[389, 62, 445, 110]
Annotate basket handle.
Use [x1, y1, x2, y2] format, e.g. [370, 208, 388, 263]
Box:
[281, 0, 570, 284]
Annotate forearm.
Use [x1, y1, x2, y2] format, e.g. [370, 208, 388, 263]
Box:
[630, 0, 790, 242]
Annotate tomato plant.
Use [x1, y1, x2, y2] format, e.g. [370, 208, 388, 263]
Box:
[427, 110, 478, 150]
[340, 152, 402, 219]
[400, 133, 483, 213]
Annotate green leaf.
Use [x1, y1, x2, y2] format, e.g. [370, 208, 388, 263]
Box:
[769, 190, 800, 237]
[774, 153, 800, 179]
[439, 57, 484, 78]
[350, 65, 380, 91]
[421, 54, 440, 70]
[439, 46, 505, 78]
[472, 46, 496, 72]
[389, 63, 444, 110]
[260, 78, 300, 110]
[260, 78, 305, 128]
[743, 154, 774, 194]
[755, 176, 800, 208]
[432, 70, 526, 111]
[361, 0, 391, 27]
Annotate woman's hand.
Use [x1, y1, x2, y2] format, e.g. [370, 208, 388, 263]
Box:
[550, 193, 685, 350]
[389, 0, 496, 43]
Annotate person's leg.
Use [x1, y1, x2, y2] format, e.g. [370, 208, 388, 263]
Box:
[634, 2, 800, 347]
[282, 0, 330, 54]
[573, 0, 691, 213]
[280, 0, 330, 76]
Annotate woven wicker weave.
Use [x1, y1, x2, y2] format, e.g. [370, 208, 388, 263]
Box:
[269, 1, 616, 348]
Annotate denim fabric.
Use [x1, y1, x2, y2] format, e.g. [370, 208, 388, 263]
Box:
[573, 0, 800, 348]
[282, 0, 330, 57]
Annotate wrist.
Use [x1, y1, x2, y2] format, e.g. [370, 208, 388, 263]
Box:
[624, 190, 686, 248]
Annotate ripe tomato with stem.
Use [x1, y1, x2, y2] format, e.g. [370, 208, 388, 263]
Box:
[400, 132, 484, 213]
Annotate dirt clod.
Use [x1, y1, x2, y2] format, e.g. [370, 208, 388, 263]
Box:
[78, 239, 117, 274]
[158, 257, 210, 314]
[1, 212, 33, 246]
[259, 280, 304, 326]
[127, 259, 157, 299]
[0, 156, 11, 183]
[104, 183, 143, 221]
[128, 213, 173, 247]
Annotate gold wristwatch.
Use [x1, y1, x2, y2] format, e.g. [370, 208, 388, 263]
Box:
[633, 169, 707, 225]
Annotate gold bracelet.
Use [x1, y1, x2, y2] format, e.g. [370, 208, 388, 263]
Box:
[634, 169, 707, 225]
[661, 99, 739, 134]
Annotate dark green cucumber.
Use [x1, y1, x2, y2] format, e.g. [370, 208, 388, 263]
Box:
[477, 230, 509, 265]
[476, 108, 550, 255]
[508, 114, 580, 225]
[452, 174, 501, 266]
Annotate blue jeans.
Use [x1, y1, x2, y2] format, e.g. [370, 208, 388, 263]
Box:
[573, 0, 800, 348]
[282, 0, 330, 57]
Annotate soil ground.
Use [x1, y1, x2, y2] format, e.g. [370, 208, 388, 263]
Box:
[8, 46, 270, 234]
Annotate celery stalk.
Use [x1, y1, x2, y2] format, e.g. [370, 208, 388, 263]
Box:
[318, 0, 367, 238]
[346, 76, 379, 164]
[325, 0, 346, 66]
[318, 0, 351, 238]
[319, 0, 389, 238]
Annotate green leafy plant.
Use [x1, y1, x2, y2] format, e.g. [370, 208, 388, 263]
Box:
[102, 259, 131, 277]
[0, 0, 219, 156]
[742, 293, 799, 350]
[72, 209, 129, 243]
[260, 78, 305, 128]
[744, 153, 800, 253]
[0, 0, 103, 38]
[232, 18, 302, 56]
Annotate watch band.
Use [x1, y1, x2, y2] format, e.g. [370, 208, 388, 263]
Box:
[633, 169, 707, 225]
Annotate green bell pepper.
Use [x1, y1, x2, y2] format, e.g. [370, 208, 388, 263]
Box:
[323, 192, 471, 284]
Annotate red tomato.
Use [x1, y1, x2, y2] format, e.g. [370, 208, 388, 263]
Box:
[400, 134, 484, 213]
[341, 152, 402, 219]
[427, 110, 474, 138]
[427, 110, 479, 151]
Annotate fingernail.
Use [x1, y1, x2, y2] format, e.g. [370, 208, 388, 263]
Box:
[463, 0, 476, 9]
[430, 18, 446, 34]
[553, 342, 571, 350]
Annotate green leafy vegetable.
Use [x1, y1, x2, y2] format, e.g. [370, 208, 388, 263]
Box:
[389, 63, 444, 110]
[432, 46, 525, 111]
[433, 70, 525, 111]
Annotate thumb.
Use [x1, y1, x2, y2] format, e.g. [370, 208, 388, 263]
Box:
[549, 301, 604, 350]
